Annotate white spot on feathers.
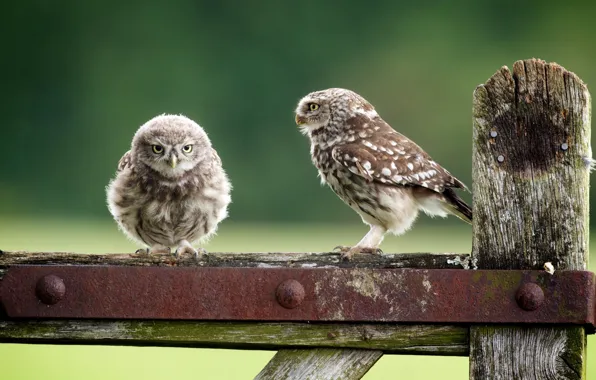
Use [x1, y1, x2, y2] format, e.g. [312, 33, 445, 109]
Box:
[381, 168, 391, 176]
[407, 163, 414, 171]
[390, 141, 397, 146]
[362, 161, 372, 170]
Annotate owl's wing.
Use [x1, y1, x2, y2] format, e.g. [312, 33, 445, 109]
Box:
[117, 150, 133, 172]
[331, 122, 467, 193]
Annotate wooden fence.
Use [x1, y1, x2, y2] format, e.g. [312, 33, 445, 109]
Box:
[0, 58, 593, 379]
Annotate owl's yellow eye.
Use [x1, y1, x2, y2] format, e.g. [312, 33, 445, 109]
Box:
[182, 145, 193, 153]
[152, 145, 164, 154]
[308, 103, 319, 111]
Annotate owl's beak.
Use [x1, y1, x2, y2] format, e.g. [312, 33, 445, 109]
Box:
[295, 115, 307, 125]
[169, 155, 178, 169]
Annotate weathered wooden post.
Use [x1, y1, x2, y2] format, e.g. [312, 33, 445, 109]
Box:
[470, 58, 591, 379]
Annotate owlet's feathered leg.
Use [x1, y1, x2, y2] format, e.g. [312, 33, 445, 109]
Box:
[334, 225, 386, 260]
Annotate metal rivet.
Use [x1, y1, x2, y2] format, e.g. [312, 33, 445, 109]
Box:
[515, 283, 544, 311]
[497, 155, 505, 163]
[35, 275, 66, 305]
[490, 131, 498, 138]
[561, 143, 569, 151]
[276, 279, 305, 309]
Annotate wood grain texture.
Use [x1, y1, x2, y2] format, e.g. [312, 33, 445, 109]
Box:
[0, 320, 468, 355]
[470, 58, 591, 379]
[254, 348, 382, 380]
[0, 251, 470, 271]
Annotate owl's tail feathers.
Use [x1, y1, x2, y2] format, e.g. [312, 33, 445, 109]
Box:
[442, 188, 472, 225]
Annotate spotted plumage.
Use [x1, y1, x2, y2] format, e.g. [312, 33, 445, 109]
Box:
[295, 88, 471, 259]
[106, 114, 232, 258]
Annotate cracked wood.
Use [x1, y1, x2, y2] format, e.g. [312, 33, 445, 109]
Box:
[470, 58, 591, 380]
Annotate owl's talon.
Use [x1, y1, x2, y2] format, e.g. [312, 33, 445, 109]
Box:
[174, 244, 204, 261]
[135, 248, 149, 255]
[192, 248, 207, 261]
[334, 246, 383, 261]
[360, 247, 383, 255]
[333, 245, 351, 253]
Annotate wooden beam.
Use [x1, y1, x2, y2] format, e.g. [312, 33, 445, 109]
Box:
[0, 320, 468, 355]
[254, 348, 382, 380]
[0, 251, 470, 270]
[470, 58, 591, 379]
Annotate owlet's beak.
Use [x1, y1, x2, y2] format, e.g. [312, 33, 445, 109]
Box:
[169, 155, 178, 169]
[295, 114, 307, 125]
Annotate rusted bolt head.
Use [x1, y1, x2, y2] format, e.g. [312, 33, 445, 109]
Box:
[515, 282, 544, 311]
[35, 275, 66, 305]
[276, 279, 305, 309]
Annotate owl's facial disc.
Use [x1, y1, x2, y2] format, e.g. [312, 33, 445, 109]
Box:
[295, 97, 330, 133]
[142, 140, 198, 178]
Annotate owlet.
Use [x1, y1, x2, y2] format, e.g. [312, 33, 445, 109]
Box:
[106, 114, 232, 257]
[295, 88, 472, 260]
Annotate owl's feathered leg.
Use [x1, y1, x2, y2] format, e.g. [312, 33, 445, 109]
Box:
[334, 225, 386, 260]
[174, 240, 204, 260]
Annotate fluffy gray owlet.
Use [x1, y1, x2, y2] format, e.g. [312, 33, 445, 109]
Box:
[106, 114, 232, 257]
[295, 88, 472, 260]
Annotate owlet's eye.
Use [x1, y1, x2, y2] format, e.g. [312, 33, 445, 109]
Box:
[152, 145, 164, 154]
[182, 145, 193, 153]
[308, 103, 319, 111]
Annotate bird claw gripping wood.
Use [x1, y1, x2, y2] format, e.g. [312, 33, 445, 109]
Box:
[174, 246, 206, 261]
[333, 245, 383, 260]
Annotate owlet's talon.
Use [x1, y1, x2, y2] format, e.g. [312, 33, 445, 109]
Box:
[135, 248, 149, 255]
[149, 245, 171, 255]
[174, 242, 205, 261]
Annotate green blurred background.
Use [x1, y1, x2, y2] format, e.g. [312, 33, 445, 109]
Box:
[1, 0, 595, 379]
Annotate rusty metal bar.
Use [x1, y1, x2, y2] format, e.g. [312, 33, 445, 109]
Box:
[0, 266, 594, 331]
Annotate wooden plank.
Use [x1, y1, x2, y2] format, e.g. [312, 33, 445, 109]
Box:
[254, 348, 382, 380]
[470, 58, 591, 379]
[0, 251, 470, 273]
[0, 320, 468, 354]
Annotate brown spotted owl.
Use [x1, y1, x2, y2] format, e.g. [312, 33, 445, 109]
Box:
[295, 88, 471, 259]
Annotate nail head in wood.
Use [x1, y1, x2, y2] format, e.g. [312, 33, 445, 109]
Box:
[35, 275, 66, 305]
[515, 282, 544, 311]
[276, 279, 305, 309]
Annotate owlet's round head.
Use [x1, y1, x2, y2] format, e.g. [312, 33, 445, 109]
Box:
[131, 114, 212, 178]
[294, 88, 376, 134]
